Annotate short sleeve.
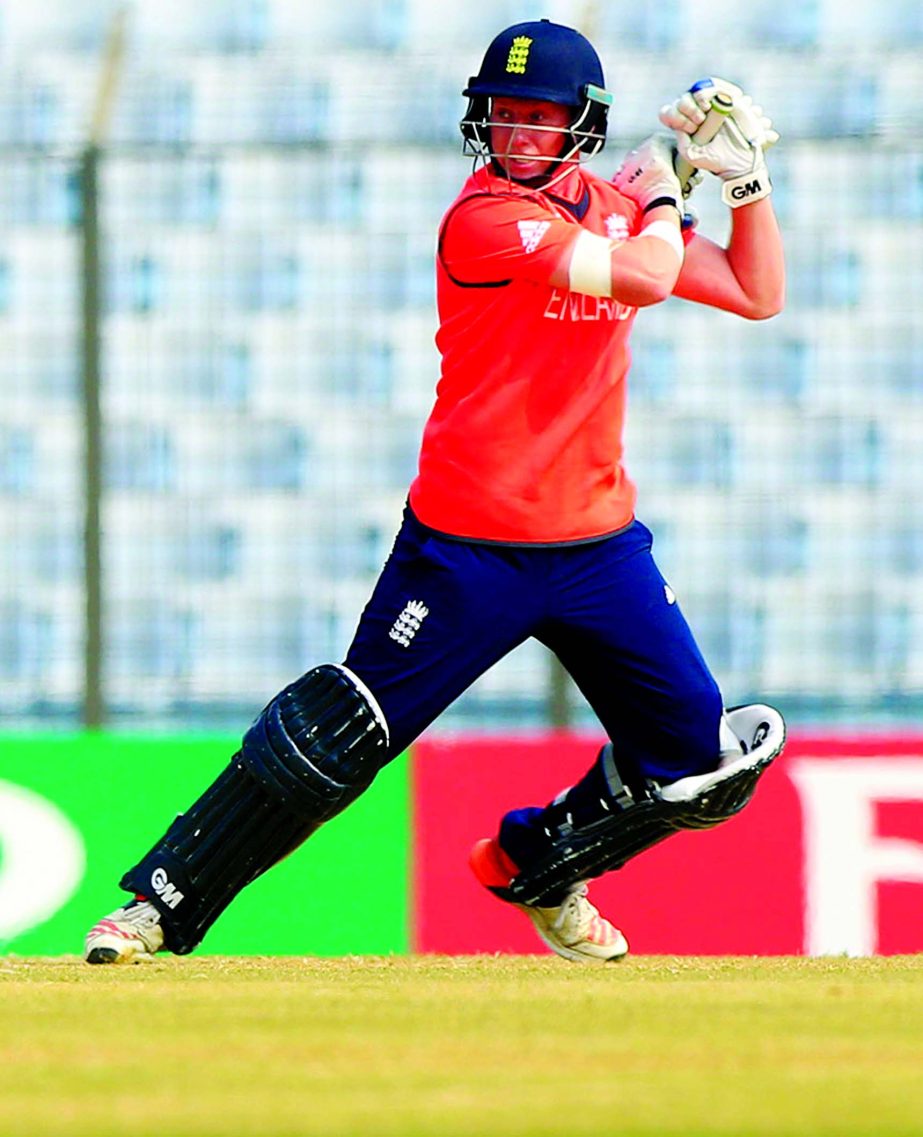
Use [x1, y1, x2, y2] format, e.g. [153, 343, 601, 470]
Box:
[439, 193, 579, 287]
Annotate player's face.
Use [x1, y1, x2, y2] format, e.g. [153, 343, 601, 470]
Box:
[489, 97, 574, 180]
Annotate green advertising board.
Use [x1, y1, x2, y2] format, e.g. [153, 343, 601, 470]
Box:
[0, 735, 410, 956]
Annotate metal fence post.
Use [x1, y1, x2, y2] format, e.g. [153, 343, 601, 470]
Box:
[78, 144, 104, 727]
[78, 5, 128, 726]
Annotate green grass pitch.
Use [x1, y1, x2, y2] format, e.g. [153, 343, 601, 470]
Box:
[1, 955, 921, 1137]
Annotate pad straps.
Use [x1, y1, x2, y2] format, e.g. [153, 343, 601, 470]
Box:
[507, 705, 785, 906]
[120, 665, 389, 953]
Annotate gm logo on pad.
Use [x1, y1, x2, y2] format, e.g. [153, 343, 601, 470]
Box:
[151, 866, 185, 909]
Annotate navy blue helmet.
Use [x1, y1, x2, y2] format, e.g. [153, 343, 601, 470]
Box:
[460, 19, 612, 168]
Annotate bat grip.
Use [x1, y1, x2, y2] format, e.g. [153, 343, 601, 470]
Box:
[674, 92, 734, 194]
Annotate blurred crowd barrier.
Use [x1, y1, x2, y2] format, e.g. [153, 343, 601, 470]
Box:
[0, 0, 921, 729]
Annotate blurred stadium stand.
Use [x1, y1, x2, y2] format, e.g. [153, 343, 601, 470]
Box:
[0, 0, 920, 728]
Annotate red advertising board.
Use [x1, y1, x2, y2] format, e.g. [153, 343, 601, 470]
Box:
[412, 733, 923, 956]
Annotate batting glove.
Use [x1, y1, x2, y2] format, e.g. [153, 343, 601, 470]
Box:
[660, 77, 744, 138]
[612, 132, 684, 215]
[660, 78, 779, 208]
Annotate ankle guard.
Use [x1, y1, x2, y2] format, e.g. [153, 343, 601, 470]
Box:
[120, 664, 388, 953]
[506, 704, 785, 907]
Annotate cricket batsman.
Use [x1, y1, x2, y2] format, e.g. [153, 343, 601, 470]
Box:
[86, 18, 786, 964]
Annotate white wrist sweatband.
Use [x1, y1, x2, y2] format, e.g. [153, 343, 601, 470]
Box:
[568, 229, 617, 298]
[637, 219, 685, 264]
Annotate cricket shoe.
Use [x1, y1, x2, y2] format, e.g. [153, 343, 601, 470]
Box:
[469, 837, 628, 964]
[84, 899, 165, 964]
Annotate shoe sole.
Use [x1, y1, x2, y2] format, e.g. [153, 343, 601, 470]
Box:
[85, 947, 123, 965]
[84, 931, 156, 965]
[85, 944, 156, 964]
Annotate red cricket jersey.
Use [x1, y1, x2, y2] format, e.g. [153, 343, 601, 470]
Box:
[408, 164, 644, 544]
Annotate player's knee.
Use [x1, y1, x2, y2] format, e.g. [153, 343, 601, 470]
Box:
[658, 673, 726, 776]
[240, 663, 390, 820]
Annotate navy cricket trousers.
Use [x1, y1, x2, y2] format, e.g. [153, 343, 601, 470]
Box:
[344, 507, 724, 783]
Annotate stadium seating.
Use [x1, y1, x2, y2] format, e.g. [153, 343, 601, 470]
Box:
[0, 0, 920, 727]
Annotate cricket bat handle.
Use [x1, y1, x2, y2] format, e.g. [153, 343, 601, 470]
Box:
[674, 89, 734, 195]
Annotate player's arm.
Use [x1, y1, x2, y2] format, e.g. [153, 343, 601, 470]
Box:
[549, 134, 686, 307]
[442, 183, 682, 307]
[673, 198, 784, 318]
[661, 79, 785, 318]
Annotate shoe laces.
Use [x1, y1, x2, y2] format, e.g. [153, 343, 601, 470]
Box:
[115, 901, 163, 950]
[551, 882, 595, 937]
[121, 900, 161, 928]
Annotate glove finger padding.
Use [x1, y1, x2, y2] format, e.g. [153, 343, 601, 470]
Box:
[659, 77, 742, 134]
[730, 95, 780, 150]
[659, 90, 707, 135]
[677, 112, 758, 176]
[612, 131, 683, 213]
